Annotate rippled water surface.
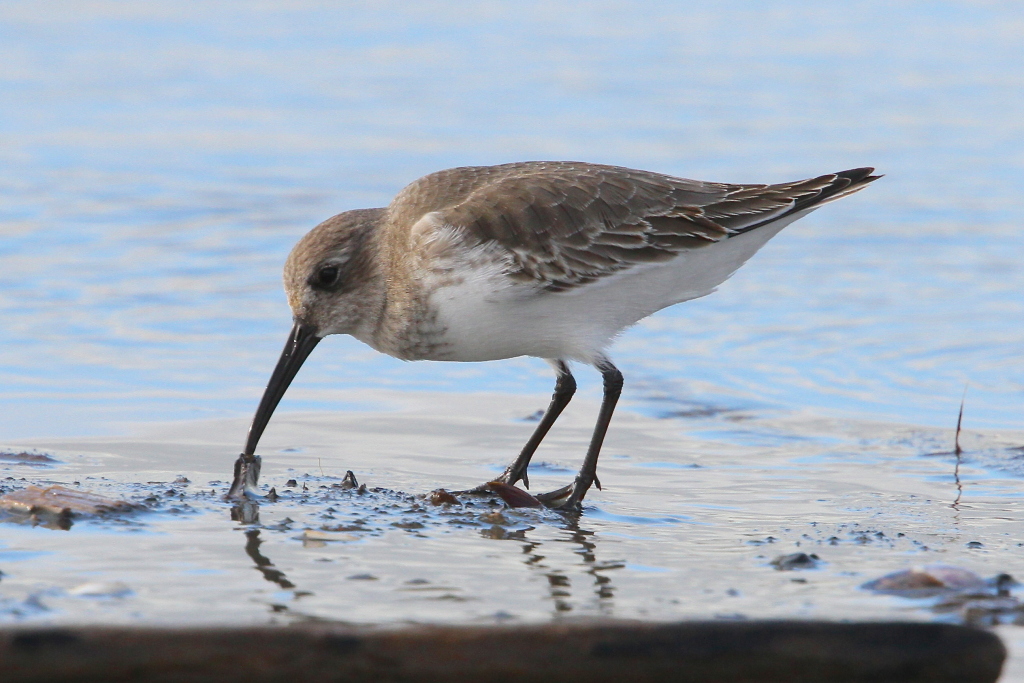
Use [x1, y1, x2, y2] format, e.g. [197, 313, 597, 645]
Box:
[1, 0, 1024, 678]
[2, 1, 1021, 436]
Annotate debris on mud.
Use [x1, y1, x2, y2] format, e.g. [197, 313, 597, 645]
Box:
[428, 489, 460, 506]
[862, 564, 987, 596]
[0, 451, 61, 467]
[0, 485, 136, 529]
[863, 564, 1023, 626]
[771, 553, 821, 570]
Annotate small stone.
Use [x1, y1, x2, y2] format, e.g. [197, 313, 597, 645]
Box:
[429, 489, 459, 506]
[0, 451, 60, 466]
[771, 553, 821, 570]
[862, 564, 986, 596]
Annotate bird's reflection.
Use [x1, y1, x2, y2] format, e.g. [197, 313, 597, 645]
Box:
[557, 517, 619, 608]
[951, 450, 964, 511]
[492, 512, 619, 616]
[234, 488, 620, 619]
[231, 499, 261, 525]
[241, 528, 332, 622]
[244, 528, 295, 589]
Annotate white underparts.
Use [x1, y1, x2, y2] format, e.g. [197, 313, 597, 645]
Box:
[426, 210, 810, 364]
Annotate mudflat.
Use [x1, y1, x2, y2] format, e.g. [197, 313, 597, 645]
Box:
[1, 390, 1022, 676]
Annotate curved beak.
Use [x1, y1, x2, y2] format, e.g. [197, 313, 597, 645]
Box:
[243, 321, 322, 457]
[228, 322, 321, 500]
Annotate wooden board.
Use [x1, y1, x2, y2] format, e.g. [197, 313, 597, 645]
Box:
[0, 620, 1005, 682]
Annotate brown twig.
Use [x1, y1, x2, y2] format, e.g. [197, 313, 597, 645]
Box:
[951, 387, 966, 509]
[954, 387, 966, 456]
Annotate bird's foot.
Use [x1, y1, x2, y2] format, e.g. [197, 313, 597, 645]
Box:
[454, 468, 598, 512]
[457, 463, 530, 495]
[495, 463, 529, 489]
[536, 472, 600, 511]
[534, 482, 576, 509]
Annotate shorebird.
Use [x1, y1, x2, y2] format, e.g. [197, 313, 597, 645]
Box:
[228, 161, 878, 509]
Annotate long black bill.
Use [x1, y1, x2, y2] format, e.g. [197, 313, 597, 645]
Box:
[226, 322, 321, 500]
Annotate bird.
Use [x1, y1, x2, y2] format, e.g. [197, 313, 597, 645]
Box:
[227, 161, 879, 509]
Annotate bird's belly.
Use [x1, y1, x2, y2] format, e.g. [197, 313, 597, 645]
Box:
[427, 280, 586, 362]
[428, 217, 792, 364]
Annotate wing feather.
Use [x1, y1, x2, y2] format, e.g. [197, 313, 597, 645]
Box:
[387, 162, 878, 291]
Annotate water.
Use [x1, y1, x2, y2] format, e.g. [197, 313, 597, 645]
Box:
[2, 395, 1022, 625]
[1, 0, 1024, 677]
[2, 1, 1021, 437]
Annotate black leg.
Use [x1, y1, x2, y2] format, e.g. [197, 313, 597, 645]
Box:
[496, 360, 576, 488]
[537, 358, 622, 510]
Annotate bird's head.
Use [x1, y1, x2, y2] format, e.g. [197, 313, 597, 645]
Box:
[240, 208, 386, 460]
[283, 207, 386, 338]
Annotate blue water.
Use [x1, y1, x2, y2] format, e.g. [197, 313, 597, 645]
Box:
[0, 1, 1021, 439]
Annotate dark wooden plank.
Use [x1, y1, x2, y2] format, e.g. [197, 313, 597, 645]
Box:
[0, 620, 1005, 683]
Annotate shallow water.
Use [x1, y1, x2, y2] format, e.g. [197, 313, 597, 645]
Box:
[2, 393, 1023, 625]
[2, 396, 1024, 674]
[1, 0, 1023, 678]
[1, 1, 1022, 436]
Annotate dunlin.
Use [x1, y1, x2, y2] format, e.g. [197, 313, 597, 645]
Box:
[228, 161, 878, 509]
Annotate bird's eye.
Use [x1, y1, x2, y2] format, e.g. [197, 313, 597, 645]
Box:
[313, 265, 340, 289]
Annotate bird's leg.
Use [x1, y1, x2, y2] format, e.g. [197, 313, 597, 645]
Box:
[537, 359, 622, 511]
[492, 360, 576, 489]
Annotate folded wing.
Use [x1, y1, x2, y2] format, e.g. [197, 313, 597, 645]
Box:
[392, 162, 878, 292]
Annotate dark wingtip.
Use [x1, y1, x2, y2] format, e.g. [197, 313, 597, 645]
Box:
[808, 166, 881, 206]
[836, 166, 875, 178]
[727, 166, 881, 237]
[835, 167, 882, 184]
